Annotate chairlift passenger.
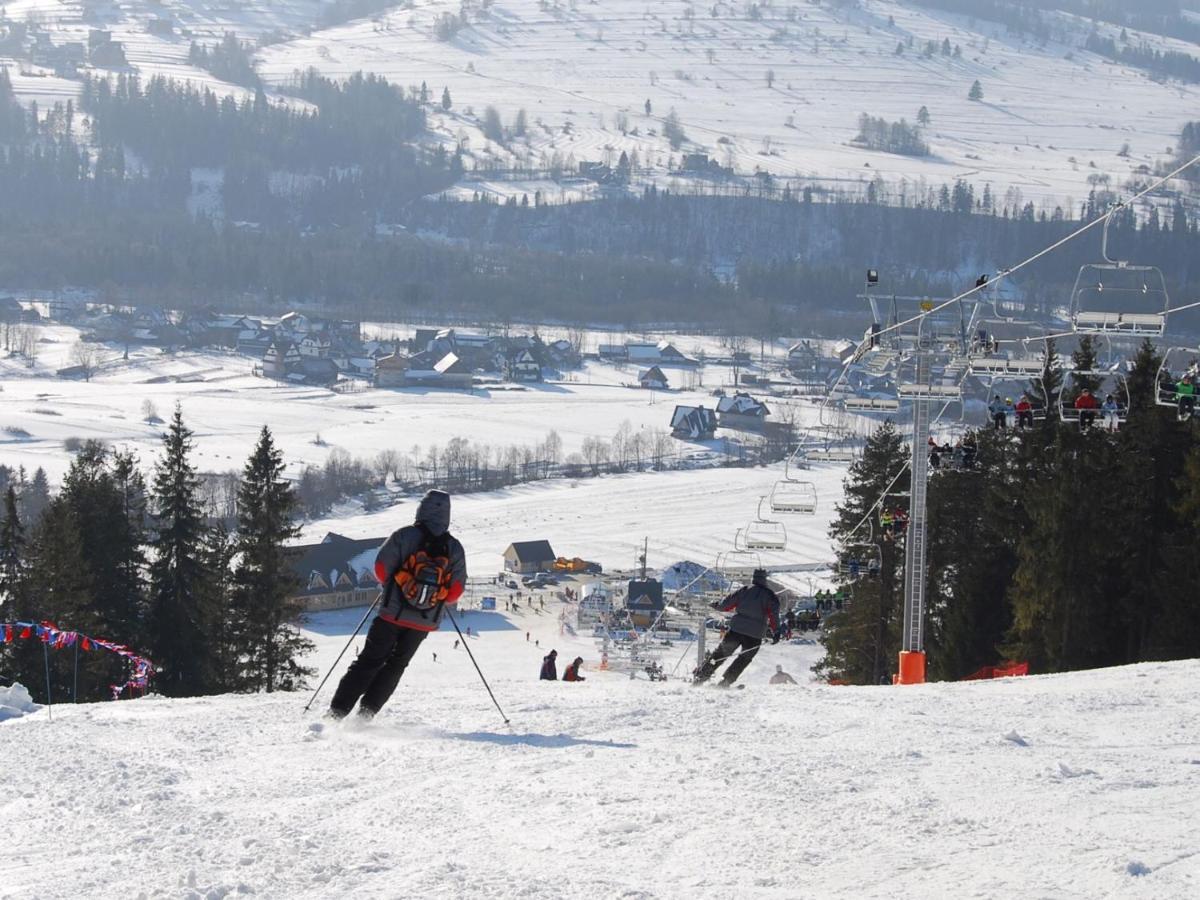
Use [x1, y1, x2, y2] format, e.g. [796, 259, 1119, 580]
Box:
[1101, 394, 1122, 432]
[1075, 387, 1099, 430]
[1015, 394, 1035, 429]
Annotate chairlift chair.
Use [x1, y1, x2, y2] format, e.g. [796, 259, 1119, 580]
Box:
[837, 541, 883, 579]
[1068, 218, 1170, 337]
[1057, 369, 1130, 429]
[769, 477, 818, 515]
[1155, 347, 1200, 420]
[744, 497, 787, 551]
[842, 395, 901, 413]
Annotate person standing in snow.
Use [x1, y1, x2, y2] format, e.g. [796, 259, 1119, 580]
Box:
[327, 490, 467, 720]
[563, 657, 586, 682]
[694, 569, 780, 687]
[540, 649, 558, 681]
[769, 665, 796, 685]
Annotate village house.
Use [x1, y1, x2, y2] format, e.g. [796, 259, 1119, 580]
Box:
[716, 392, 771, 431]
[638, 366, 669, 390]
[298, 332, 332, 358]
[669, 405, 718, 440]
[262, 339, 301, 379]
[286, 532, 384, 612]
[374, 353, 411, 388]
[508, 349, 541, 382]
[503, 540, 557, 574]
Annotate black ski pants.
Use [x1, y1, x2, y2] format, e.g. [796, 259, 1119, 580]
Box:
[697, 631, 762, 685]
[330, 617, 428, 715]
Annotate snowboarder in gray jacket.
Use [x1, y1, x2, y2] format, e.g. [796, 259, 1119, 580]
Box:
[694, 569, 780, 687]
[327, 490, 467, 720]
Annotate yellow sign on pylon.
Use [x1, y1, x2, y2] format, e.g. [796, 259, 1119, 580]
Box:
[920, 300, 934, 312]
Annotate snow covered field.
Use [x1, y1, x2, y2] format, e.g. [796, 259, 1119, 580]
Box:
[0, 324, 867, 577]
[3, 599, 1198, 899]
[3, 1, 1194, 207]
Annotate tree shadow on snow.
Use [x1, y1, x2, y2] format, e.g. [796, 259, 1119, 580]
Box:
[448, 731, 636, 750]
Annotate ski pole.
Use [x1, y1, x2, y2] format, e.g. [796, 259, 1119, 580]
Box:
[303, 595, 380, 714]
[445, 607, 510, 726]
[43, 642, 53, 723]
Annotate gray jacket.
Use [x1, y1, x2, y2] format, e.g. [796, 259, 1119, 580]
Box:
[718, 583, 781, 638]
[376, 491, 467, 632]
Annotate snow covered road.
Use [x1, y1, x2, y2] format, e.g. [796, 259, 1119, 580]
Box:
[3, 640, 1198, 899]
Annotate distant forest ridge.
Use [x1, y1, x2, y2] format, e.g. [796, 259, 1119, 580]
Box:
[2, 69, 1200, 332]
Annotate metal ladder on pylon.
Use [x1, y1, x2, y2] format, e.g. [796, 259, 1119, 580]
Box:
[902, 349, 931, 656]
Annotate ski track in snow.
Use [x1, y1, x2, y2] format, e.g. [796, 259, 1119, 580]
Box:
[3, 601, 1200, 899]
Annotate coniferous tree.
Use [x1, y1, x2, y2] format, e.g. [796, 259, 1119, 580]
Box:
[0, 486, 26, 615]
[1152, 443, 1200, 657]
[925, 428, 1021, 679]
[149, 406, 210, 695]
[234, 426, 312, 692]
[60, 443, 147, 643]
[19, 467, 51, 527]
[201, 520, 244, 694]
[817, 422, 909, 684]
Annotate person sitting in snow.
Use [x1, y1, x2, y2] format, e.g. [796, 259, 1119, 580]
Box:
[562, 657, 586, 682]
[693, 569, 780, 688]
[327, 490, 467, 721]
[769, 665, 797, 685]
[540, 649, 558, 681]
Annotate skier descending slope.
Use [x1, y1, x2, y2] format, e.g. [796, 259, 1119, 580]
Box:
[327, 490, 467, 720]
[694, 569, 780, 687]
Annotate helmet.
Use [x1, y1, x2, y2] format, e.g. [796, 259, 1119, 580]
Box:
[1005, 397, 1012, 403]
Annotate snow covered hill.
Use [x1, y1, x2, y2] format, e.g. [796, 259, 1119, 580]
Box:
[4, 601, 1198, 898]
[3, 1, 1196, 207]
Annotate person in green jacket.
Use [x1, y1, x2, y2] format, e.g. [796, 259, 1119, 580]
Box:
[1176, 374, 1196, 419]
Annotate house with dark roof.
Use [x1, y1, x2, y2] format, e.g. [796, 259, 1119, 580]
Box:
[625, 578, 665, 627]
[638, 366, 669, 390]
[716, 392, 771, 431]
[286, 532, 385, 612]
[670, 405, 718, 440]
[262, 340, 301, 379]
[509, 349, 541, 382]
[503, 540, 557, 574]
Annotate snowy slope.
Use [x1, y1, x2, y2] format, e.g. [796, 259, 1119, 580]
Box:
[252, 0, 1195, 207]
[3, 1, 1196, 206]
[4, 616, 1199, 899]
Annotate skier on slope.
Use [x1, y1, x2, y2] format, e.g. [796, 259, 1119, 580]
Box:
[694, 569, 780, 687]
[326, 490, 467, 721]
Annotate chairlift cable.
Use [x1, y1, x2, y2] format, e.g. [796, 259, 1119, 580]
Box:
[861, 152, 1200, 349]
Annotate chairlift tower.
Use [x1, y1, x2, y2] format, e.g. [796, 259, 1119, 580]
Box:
[898, 346, 932, 685]
[859, 272, 967, 685]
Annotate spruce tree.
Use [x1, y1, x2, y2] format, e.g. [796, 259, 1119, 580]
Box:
[201, 521, 243, 694]
[0, 486, 26, 615]
[817, 422, 909, 684]
[149, 406, 209, 696]
[1151, 444, 1200, 657]
[925, 428, 1020, 679]
[60, 443, 147, 643]
[968, 80, 983, 101]
[234, 426, 312, 692]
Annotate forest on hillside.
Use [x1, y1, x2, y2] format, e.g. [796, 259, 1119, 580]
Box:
[3, 67, 1200, 331]
[819, 338, 1200, 685]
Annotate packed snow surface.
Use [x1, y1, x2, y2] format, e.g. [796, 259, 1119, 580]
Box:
[3, 602, 1199, 898]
